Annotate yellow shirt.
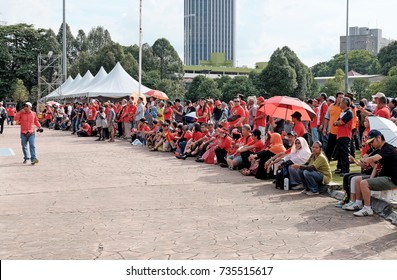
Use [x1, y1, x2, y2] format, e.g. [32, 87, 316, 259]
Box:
[157, 107, 164, 122]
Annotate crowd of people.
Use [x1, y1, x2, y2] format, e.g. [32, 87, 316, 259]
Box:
[2, 91, 397, 217]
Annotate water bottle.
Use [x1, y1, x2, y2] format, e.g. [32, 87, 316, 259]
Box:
[283, 178, 289, 190]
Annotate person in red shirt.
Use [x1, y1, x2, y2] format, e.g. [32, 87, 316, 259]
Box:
[334, 97, 353, 175]
[6, 104, 17, 125]
[291, 111, 306, 138]
[121, 100, 136, 138]
[86, 104, 97, 128]
[310, 99, 320, 143]
[373, 96, 391, 119]
[254, 96, 267, 140]
[240, 100, 250, 125]
[196, 99, 209, 124]
[14, 102, 43, 165]
[238, 129, 265, 170]
[77, 120, 92, 137]
[163, 101, 173, 122]
[226, 124, 253, 169]
[228, 97, 246, 131]
[44, 105, 53, 128]
[215, 127, 233, 165]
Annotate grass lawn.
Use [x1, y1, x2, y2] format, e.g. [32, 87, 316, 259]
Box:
[328, 150, 361, 185]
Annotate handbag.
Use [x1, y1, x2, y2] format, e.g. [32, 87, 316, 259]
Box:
[227, 114, 240, 122]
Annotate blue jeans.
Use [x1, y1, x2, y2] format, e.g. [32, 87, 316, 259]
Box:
[311, 127, 320, 143]
[21, 132, 36, 161]
[298, 169, 324, 193]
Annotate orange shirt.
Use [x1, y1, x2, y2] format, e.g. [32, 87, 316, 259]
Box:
[310, 107, 319, 129]
[14, 110, 41, 134]
[251, 139, 265, 152]
[192, 131, 203, 141]
[374, 106, 391, 119]
[81, 123, 92, 136]
[328, 104, 342, 135]
[87, 107, 97, 121]
[218, 136, 233, 153]
[293, 121, 306, 137]
[45, 107, 53, 120]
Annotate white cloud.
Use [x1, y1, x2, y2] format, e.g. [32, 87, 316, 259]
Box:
[1, 0, 396, 68]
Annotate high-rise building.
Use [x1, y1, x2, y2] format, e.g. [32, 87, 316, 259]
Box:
[340, 26, 392, 56]
[184, 0, 236, 66]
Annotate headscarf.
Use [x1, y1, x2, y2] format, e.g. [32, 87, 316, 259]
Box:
[284, 137, 312, 164]
[269, 133, 286, 154]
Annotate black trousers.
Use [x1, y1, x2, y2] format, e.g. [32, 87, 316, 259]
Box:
[325, 133, 337, 161]
[0, 119, 4, 134]
[117, 122, 123, 137]
[240, 151, 253, 169]
[336, 137, 350, 173]
[255, 150, 275, 180]
[215, 148, 227, 164]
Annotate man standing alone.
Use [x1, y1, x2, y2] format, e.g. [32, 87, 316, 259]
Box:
[14, 102, 43, 165]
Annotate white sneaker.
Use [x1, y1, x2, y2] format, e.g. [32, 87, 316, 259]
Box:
[344, 202, 363, 211]
[306, 191, 319, 196]
[354, 207, 374, 217]
[342, 201, 354, 210]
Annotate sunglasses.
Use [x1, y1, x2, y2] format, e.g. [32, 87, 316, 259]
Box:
[234, 100, 240, 102]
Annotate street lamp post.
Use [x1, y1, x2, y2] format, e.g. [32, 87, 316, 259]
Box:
[62, 0, 67, 82]
[138, 0, 143, 97]
[345, 0, 349, 93]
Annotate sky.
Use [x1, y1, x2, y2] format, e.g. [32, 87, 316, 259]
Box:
[1, 0, 396, 68]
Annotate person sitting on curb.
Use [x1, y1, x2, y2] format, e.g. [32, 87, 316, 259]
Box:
[292, 141, 332, 196]
[344, 130, 397, 217]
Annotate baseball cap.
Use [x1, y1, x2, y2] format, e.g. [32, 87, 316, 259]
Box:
[24, 102, 33, 107]
[328, 96, 336, 102]
[373, 92, 386, 99]
[366, 129, 382, 144]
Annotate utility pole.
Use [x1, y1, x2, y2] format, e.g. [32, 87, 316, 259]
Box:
[345, 0, 349, 93]
[62, 0, 67, 82]
[138, 0, 143, 96]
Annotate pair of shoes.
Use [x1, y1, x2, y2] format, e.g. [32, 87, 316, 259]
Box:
[219, 163, 228, 168]
[195, 158, 204, 163]
[354, 207, 374, 217]
[23, 159, 28, 164]
[300, 189, 308, 194]
[334, 169, 341, 174]
[95, 139, 101, 141]
[150, 148, 158, 151]
[176, 154, 187, 160]
[306, 191, 319, 196]
[108, 139, 115, 142]
[31, 158, 39, 165]
[340, 173, 348, 177]
[344, 202, 363, 211]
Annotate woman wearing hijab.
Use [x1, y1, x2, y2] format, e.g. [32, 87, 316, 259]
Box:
[276, 137, 312, 187]
[250, 133, 286, 180]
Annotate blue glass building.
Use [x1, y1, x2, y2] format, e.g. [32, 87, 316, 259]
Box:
[184, 0, 236, 66]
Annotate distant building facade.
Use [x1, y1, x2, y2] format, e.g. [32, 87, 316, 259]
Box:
[340, 26, 392, 56]
[184, 0, 236, 66]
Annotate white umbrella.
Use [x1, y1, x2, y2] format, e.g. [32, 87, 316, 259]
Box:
[368, 116, 397, 146]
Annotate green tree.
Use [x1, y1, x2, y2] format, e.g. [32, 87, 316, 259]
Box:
[197, 78, 221, 100]
[388, 66, 397, 77]
[221, 76, 259, 102]
[57, 23, 77, 62]
[94, 43, 125, 72]
[69, 51, 95, 77]
[142, 70, 161, 90]
[261, 48, 297, 97]
[86, 26, 112, 53]
[351, 78, 370, 100]
[382, 76, 397, 98]
[12, 79, 29, 104]
[282, 46, 311, 99]
[185, 75, 206, 101]
[378, 41, 397, 75]
[121, 53, 139, 80]
[320, 79, 340, 97]
[75, 29, 88, 53]
[156, 79, 185, 100]
[311, 61, 332, 77]
[368, 81, 384, 97]
[152, 38, 183, 80]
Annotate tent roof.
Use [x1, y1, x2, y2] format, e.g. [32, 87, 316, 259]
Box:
[42, 76, 74, 101]
[85, 62, 151, 98]
[67, 67, 108, 98]
[62, 70, 94, 98]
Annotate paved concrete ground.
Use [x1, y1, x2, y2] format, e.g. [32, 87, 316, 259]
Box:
[0, 125, 396, 260]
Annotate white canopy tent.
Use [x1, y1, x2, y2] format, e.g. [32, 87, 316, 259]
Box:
[83, 62, 151, 98]
[61, 70, 94, 99]
[42, 76, 74, 101]
[70, 67, 108, 98]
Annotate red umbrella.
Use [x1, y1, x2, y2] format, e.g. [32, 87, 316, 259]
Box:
[145, 90, 169, 100]
[264, 96, 316, 121]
